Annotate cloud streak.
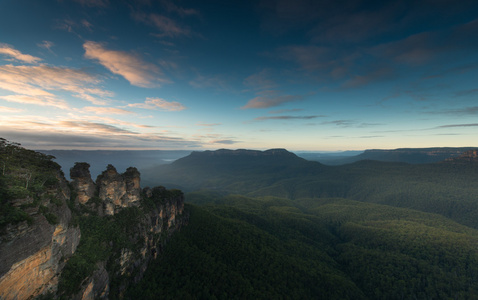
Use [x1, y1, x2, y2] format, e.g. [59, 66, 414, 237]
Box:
[253, 115, 322, 121]
[83, 41, 168, 88]
[0, 64, 112, 106]
[0, 44, 42, 63]
[242, 91, 304, 109]
[128, 97, 186, 111]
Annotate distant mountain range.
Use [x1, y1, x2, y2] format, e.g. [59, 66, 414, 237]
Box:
[297, 147, 476, 165]
[142, 147, 478, 230]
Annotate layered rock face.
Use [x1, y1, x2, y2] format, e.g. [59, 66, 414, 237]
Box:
[1, 157, 186, 300]
[70, 162, 96, 205]
[0, 171, 80, 300]
[71, 187, 186, 299]
[70, 163, 142, 215]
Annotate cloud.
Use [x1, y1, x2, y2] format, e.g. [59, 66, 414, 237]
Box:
[268, 109, 304, 114]
[427, 106, 478, 116]
[210, 139, 238, 145]
[253, 115, 322, 121]
[0, 106, 23, 113]
[0, 44, 42, 63]
[243, 69, 278, 90]
[128, 97, 186, 111]
[0, 95, 69, 110]
[242, 90, 304, 109]
[189, 73, 231, 91]
[197, 123, 222, 126]
[37, 41, 55, 54]
[83, 106, 135, 115]
[133, 13, 191, 38]
[435, 123, 478, 129]
[159, 0, 199, 17]
[0, 64, 112, 106]
[83, 41, 168, 88]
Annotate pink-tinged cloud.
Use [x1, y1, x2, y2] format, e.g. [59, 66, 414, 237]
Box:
[83, 106, 134, 115]
[0, 106, 23, 113]
[83, 41, 167, 88]
[0, 64, 111, 105]
[242, 91, 304, 109]
[0, 44, 42, 63]
[128, 97, 186, 111]
[0, 95, 69, 110]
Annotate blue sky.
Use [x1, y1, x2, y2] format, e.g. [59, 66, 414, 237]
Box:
[0, 0, 477, 151]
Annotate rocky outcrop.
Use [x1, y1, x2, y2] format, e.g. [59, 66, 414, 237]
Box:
[1, 152, 186, 300]
[0, 171, 80, 300]
[445, 149, 478, 163]
[71, 186, 186, 299]
[70, 162, 96, 205]
[70, 164, 142, 215]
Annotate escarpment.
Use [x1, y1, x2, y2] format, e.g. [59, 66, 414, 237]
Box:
[0, 141, 187, 300]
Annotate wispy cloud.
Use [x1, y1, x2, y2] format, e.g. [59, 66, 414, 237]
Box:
[0, 95, 69, 110]
[242, 90, 304, 109]
[268, 109, 304, 114]
[197, 123, 222, 127]
[0, 64, 112, 106]
[133, 12, 192, 38]
[426, 106, 478, 116]
[128, 97, 186, 111]
[243, 69, 278, 90]
[83, 106, 134, 115]
[435, 123, 478, 129]
[189, 73, 231, 91]
[159, 0, 199, 17]
[253, 115, 322, 121]
[83, 41, 168, 88]
[37, 41, 55, 54]
[0, 106, 23, 113]
[0, 44, 42, 63]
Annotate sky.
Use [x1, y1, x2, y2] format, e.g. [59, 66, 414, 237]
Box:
[0, 0, 478, 151]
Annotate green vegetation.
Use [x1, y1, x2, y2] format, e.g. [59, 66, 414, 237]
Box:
[58, 206, 146, 295]
[0, 138, 62, 228]
[128, 195, 478, 299]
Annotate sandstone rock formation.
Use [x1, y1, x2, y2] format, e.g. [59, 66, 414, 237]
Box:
[0, 171, 80, 300]
[1, 153, 186, 300]
[70, 162, 96, 205]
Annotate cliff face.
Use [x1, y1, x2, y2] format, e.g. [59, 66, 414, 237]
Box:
[0, 141, 187, 300]
[70, 162, 96, 205]
[62, 164, 186, 299]
[0, 170, 81, 300]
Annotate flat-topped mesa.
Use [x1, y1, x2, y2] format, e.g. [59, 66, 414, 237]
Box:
[96, 164, 141, 215]
[70, 162, 96, 205]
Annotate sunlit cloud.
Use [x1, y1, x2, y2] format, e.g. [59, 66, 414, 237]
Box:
[83, 106, 135, 115]
[242, 90, 304, 109]
[83, 41, 168, 88]
[128, 97, 186, 111]
[0, 43, 42, 63]
[0, 64, 111, 105]
[0, 94, 69, 110]
[0, 106, 23, 113]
